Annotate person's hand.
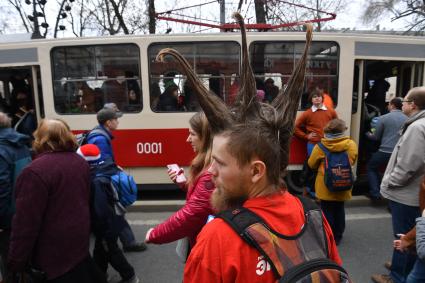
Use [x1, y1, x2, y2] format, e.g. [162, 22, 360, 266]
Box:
[145, 228, 153, 243]
[168, 169, 178, 183]
[365, 131, 373, 139]
[168, 168, 185, 184]
[307, 132, 318, 141]
[393, 234, 407, 251]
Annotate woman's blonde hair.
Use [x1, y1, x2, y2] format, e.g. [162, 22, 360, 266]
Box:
[187, 111, 212, 186]
[32, 119, 78, 154]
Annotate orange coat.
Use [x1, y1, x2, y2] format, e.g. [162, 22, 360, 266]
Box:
[294, 107, 338, 143]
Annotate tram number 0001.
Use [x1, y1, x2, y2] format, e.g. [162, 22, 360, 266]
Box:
[136, 142, 163, 154]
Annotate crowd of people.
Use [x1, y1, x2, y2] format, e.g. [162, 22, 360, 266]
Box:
[1, 12, 425, 283]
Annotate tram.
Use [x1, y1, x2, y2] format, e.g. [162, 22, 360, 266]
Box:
[0, 31, 424, 192]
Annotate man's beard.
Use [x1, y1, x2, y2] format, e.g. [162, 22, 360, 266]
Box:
[211, 187, 247, 213]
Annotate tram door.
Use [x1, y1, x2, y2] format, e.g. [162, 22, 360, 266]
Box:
[351, 59, 424, 192]
[0, 66, 43, 137]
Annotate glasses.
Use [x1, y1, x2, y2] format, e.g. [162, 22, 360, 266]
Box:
[401, 99, 412, 103]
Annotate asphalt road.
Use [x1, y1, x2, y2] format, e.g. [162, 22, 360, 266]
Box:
[105, 197, 394, 283]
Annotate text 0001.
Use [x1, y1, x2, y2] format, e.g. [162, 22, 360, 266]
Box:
[136, 142, 163, 154]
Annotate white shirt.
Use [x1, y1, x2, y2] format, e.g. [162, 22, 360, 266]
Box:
[311, 104, 328, 112]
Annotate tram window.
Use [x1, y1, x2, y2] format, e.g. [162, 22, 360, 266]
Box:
[148, 41, 240, 112]
[250, 41, 339, 109]
[51, 44, 142, 114]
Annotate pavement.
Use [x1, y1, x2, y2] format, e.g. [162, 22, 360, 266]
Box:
[128, 195, 380, 212]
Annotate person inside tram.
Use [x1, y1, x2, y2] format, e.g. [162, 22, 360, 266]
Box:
[365, 73, 390, 115]
[150, 81, 161, 111]
[101, 69, 127, 110]
[209, 71, 221, 98]
[157, 80, 181, 112]
[145, 111, 214, 261]
[124, 72, 142, 113]
[264, 78, 279, 103]
[75, 81, 96, 113]
[183, 81, 199, 111]
[12, 90, 36, 139]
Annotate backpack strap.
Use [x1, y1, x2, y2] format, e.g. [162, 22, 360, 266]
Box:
[87, 127, 111, 143]
[217, 196, 327, 279]
[217, 207, 266, 248]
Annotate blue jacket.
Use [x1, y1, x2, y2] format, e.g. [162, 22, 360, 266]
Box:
[0, 127, 31, 229]
[86, 125, 114, 162]
[368, 110, 407, 153]
[90, 160, 125, 240]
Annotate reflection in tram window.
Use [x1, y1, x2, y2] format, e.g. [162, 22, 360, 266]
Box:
[148, 41, 240, 112]
[51, 44, 142, 114]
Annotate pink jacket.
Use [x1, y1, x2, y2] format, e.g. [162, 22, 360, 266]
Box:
[148, 170, 215, 247]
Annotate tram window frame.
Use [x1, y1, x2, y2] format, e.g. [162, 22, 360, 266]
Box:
[249, 41, 339, 109]
[147, 41, 240, 112]
[51, 43, 142, 115]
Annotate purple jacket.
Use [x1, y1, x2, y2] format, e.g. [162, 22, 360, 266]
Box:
[8, 152, 91, 280]
[149, 170, 215, 247]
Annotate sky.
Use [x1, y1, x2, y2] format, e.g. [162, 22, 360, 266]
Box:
[153, 0, 410, 33]
[329, 0, 407, 31]
[0, 0, 412, 37]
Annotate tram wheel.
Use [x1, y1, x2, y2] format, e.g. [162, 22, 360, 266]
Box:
[285, 170, 304, 195]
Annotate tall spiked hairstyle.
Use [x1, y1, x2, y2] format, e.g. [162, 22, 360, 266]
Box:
[156, 13, 313, 181]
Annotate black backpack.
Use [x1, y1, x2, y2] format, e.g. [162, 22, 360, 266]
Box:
[217, 196, 351, 283]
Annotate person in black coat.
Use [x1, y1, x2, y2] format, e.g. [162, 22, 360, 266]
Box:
[77, 144, 140, 283]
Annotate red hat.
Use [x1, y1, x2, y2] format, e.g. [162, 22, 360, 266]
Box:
[76, 144, 102, 164]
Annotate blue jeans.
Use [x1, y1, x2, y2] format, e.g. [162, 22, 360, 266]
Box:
[307, 142, 315, 156]
[367, 151, 391, 197]
[118, 218, 137, 247]
[389, 200, 420, 283]
[406, 258, 425, 283]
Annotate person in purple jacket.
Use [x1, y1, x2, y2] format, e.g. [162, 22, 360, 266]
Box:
[7, 119, 106, 283]
[145, 111, 215, 258]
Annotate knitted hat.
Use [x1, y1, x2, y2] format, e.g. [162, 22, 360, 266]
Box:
[77, 144, 102, 165]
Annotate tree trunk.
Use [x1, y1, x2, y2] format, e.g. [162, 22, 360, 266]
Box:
[148, 0, 156, 34]
[254, 0, 266, 24]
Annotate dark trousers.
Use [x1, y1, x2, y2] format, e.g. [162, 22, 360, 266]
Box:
[93, 237, 135, 281]
[389, 200, 420, 283]
[320, 200, 345, 242]
[0, 230, 10, 279]
[366, 151, 391, 197]
[118, 218, 137, 248]
[48, 255, 106, 283]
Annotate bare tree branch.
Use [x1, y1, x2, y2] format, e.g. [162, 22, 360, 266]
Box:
[7, 0, 31, 32]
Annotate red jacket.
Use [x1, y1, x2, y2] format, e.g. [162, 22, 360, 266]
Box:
[149, 170, 215, 247]
[184, 191, 341, 283]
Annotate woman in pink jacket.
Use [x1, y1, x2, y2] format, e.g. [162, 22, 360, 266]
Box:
[145, 111, 214, 256]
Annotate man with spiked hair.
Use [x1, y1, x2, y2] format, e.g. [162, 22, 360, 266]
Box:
[155, 13, 342, 282]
